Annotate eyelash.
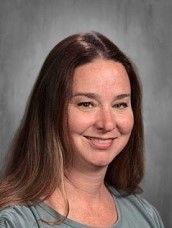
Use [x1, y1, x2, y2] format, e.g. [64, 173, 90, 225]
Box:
[77, 102, 95, 108]
[113, 102, 128, 109]
[77, 102, 128, 109]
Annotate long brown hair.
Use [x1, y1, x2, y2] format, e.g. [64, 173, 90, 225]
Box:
[0, 32, 144, 209]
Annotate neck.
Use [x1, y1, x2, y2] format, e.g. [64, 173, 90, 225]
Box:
[44, 165, 113, 218]
[64, 165, 108, 198]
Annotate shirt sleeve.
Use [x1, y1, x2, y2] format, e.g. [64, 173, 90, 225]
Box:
[0, 218, 17, 228]
[149, 203, 164, 228]
[138, 197, 165, 228]
[0, 206, 38, 228]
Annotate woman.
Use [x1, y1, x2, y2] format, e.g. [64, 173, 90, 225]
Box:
[0, 32, 164, 227]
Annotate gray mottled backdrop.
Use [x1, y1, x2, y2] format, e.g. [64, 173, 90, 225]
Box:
[0, 0, 171, 227]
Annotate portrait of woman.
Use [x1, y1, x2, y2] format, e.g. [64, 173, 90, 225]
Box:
[0, 32, 164, 227]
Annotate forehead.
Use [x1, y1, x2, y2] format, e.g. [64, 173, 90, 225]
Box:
[72, 59, 131, 94]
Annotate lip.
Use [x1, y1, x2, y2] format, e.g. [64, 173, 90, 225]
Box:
[84, 136, 115, 150]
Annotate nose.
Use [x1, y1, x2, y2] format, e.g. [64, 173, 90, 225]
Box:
[94, 107, 115, 132]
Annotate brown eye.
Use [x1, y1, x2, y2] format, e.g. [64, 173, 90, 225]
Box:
[77, 102, 94, 108]
[113, 102, 128, 109]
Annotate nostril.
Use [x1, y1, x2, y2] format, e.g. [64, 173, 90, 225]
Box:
[94, 111, 115, 132]
[95, 121, 115, 132]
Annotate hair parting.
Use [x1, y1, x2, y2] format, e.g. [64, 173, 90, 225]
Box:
[0, 31, 144, 224]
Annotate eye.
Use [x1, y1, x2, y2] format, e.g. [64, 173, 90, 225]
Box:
[77, 101, 95, 108]
[113, 102, 128, 109]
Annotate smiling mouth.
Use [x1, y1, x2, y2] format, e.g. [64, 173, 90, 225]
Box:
[84, 136, 115, 149]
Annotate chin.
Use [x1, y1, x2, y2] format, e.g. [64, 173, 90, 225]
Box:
[88, 153, 117, 168]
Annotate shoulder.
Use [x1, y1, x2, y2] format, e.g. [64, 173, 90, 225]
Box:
[109, 186, 164, 227]
[0, 205, 39, 228]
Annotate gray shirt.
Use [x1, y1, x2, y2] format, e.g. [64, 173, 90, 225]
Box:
[0, 187, 164, 227]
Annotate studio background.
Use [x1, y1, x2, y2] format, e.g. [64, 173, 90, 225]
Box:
[0, 0, 171, 227]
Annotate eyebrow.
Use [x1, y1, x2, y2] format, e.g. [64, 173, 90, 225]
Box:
[72, 92, 131, 100]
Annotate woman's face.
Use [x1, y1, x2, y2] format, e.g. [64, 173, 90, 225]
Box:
[67, 59, 134, 169]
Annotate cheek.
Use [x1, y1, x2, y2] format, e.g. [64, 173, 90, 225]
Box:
[118, 111, 134, 134]
[68, 109, 94, 133]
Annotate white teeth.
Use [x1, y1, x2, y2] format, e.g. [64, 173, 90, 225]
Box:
[88, 137, 112, 144]
[84, 136, 114, 149]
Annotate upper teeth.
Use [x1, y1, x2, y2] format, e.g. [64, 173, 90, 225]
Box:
[87, 137, 112, 140]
